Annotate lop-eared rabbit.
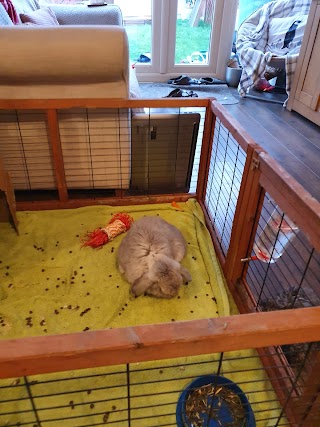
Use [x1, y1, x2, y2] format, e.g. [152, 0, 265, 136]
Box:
[117, 216, 191, 298]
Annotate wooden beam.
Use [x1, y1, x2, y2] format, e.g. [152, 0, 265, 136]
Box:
[0, 307, 319, 379]
[15, 193, 194, 211]
[0, 98, 209, 110]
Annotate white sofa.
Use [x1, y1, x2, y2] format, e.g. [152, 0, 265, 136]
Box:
[0, 2, 140, 191]
[2, 0, 125, 26]
[0, 0, 138, 98]
[0, 25, 130, 99]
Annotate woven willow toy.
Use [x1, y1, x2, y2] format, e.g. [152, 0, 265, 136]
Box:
[81, 213, 134, 248]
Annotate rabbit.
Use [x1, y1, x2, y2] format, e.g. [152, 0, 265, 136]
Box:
[117, 216, 191, 298]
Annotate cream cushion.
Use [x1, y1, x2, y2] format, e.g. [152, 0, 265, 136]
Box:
[0, 25, 130, 99]
[20, 6, 60, 26]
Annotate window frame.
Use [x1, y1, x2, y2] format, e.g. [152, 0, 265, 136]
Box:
[134, 0, 238, 82]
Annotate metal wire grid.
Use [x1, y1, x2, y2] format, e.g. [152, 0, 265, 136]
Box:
[0, 110, 55, 190]
[246, 194, 320, 312]
[244, 194, 320, 390]
[2, 345, 318, 427]
[204, 117, 246, 257]
[0, 107, 204, 197]
[270, 342, 319, 425]
[58, 108, 131, 191]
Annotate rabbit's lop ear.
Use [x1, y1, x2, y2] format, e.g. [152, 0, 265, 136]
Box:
[132, 274, 153, 296]
[180, 266, 192, 282]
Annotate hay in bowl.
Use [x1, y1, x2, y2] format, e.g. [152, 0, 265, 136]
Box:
[176, 375, 255, 427]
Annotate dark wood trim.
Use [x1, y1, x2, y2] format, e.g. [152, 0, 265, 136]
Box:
[0, 98, 209, 110]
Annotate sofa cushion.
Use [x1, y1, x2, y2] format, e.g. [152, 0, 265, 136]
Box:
[20, 6, 59, 25]
[50, 4, 123, 26]
[11, 0, 41, 23]
[12, 0, 41, 13]
[0, 26, 130, 98]
[0, 3, 14, 25]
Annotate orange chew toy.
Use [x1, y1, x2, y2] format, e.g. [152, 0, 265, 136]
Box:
[81, 213, 134, 248]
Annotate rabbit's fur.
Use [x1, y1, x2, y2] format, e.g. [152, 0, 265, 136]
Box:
[117, 216, 191, 298]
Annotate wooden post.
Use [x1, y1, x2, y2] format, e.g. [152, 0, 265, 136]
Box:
[189, 0, 206, 27]
[196, 100, 216, 201]
[46, 109, 68, 202]
[296, 352, 320, 427]
[0, 157, 19, 233]
[0, 307, 319, 379]
[224, 149, 262, 284]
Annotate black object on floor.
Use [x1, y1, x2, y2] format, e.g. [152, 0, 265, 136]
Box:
[167, 75, 226, 86]
[167, 75, 200, 85]
[245, 89, 287, 104]
[164, 88, 198, 98]
[199, 77, 227, 85]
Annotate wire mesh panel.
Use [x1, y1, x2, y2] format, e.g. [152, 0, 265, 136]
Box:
[0, 110, 55, 190]
[243, 193, 320, 392]
[58, 108, 131, 190]
[0, 366, 129, 427]
[1, 346, 319, 426]
[0, 105, 205, 200]
[204, 117, 246, 257]
[246, 194, 320, 311]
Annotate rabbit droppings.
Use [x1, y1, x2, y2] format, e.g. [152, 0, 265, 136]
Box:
[117, 216, 191, 298]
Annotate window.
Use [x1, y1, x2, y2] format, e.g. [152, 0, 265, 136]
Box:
[113, 0, 238, 81]
[236, 0, 271, 29]
[52, 0, 237, 81]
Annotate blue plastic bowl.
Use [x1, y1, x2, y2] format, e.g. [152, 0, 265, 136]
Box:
[176, 375, 256, 427]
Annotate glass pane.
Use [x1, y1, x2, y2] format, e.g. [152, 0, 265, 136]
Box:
[175, 0, 214, 65]
[114, 0, 152, 64]
[236, 0, 270, 29]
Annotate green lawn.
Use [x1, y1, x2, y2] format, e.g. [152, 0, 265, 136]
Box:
[126, 19, 211, 64]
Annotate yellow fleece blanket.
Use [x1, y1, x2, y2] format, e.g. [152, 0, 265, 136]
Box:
[0, 199, 286, 426]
